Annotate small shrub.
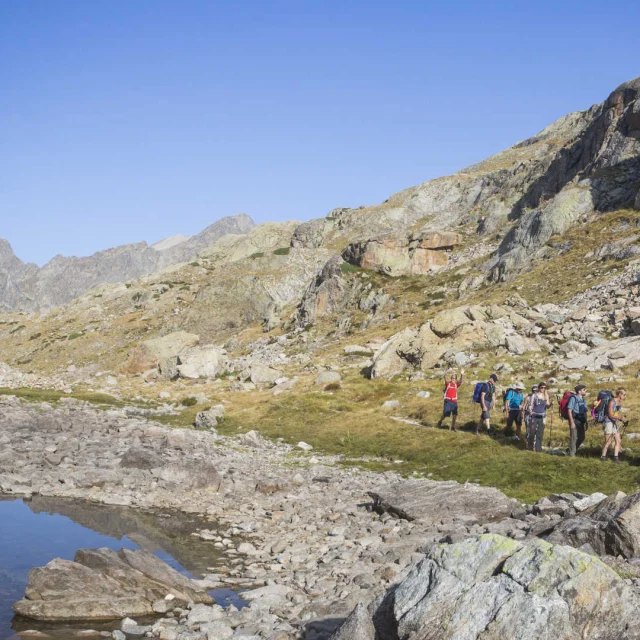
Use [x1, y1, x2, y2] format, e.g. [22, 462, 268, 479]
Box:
[324, 382, 341, 392]
[340, 262, 360, 275]
[273, 247, 291, 256]
[68, 332, 83, 340]
[181, 396, 198, 407]
[189, 261, 200, 267]
[9, 325, 25, 334]
[132, 292, 143, 302]
[249, 252, 265, 259]
[28, 332, 42, 341]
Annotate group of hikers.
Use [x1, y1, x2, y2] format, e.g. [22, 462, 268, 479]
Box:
[435, 369, 628, 461]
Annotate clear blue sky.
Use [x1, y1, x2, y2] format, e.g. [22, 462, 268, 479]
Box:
[1, 0, 638, 266]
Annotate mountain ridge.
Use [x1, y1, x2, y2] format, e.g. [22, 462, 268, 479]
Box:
[0, 213, 255, 313]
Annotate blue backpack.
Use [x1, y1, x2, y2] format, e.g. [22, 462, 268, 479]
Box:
[473, 382, 485, 404]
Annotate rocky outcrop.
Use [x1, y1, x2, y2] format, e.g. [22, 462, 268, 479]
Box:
[331, 534, 640, 640]
[0, 215, 255, 313]
[547, 490, 640, 559]
[342, 231, 461, 277]
[492, 78, 640, 280]
[13, 548, 213, 621]
[562, 334, 640, 371]
[370, 304, 539, 378]
[296, 256, 363, 326]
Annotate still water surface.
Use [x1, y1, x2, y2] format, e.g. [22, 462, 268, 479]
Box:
[0, 496, 239, 640]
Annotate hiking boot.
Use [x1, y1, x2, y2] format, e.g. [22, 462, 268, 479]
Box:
[600, 456, 607, 462]
[474, 429, 480, 436]
[613, 456, 621, 463]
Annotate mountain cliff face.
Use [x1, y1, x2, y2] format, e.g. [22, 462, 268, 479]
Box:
[291, 78, 640, 282]
[0, 214, 255, 312]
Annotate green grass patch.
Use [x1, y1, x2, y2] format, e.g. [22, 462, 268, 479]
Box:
[210, 373, 640, 503]
[340, 262, 361, 275]
[249, 252, 265, 260]
[273, 247, 291, 256]
[0, 387, 127, 407]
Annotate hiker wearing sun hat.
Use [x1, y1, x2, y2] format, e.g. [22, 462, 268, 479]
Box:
[504, 381, 526, 440]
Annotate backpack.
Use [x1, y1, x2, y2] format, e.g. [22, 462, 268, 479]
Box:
[473, 382, 485, 404]
[531, 394, 547, 416]
[502, 388, 514, 404]
[444, 382, 458, 402]
[593, 390, 613, 424]
[559, 391, 575, 420]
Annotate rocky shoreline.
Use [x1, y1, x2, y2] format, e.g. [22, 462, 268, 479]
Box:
[3, 394, 640, 639]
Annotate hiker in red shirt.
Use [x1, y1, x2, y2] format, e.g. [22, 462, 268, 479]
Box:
[436, 369, 464, 432]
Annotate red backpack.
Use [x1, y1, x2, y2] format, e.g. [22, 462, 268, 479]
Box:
[559, 391, 574, 420]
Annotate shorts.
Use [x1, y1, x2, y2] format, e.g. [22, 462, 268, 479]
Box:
[443, 400, 458, 417]
[506, 409, 522, 428]
[481, 409, 490, 420]
[603, 420, 619, 436]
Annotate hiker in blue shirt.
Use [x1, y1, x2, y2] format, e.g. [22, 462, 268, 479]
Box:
[567, 384, 588, 457]
[503, 382, 525, 440]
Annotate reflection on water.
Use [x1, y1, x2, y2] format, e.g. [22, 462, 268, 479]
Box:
[0, 496, 240, 640]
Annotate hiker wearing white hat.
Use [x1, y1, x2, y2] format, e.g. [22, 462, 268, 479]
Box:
[504, 381, 526, 440]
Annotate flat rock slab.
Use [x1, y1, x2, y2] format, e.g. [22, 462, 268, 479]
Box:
[14, 548, 213, 622]
[368, 478, 519, 524]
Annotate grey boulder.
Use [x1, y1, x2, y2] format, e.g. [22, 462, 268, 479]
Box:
[369, 478, 519, 524]
[13, 548, 213, 621]
[332, 534, 640, 640]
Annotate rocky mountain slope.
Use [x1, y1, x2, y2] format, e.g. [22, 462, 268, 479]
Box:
[0, 213, 255, 313]
[0, 78, 639, 385]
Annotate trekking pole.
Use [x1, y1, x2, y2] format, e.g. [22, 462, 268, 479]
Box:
[548, 396, 554, 448]
[621, 419, 629, 440]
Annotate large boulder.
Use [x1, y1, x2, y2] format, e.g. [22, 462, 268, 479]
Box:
[153, 460, 222, 492]
[122, 331, 200, 374]
[248, 364, 282, 386]
[368, 478, 519, 525]
[194, 405, 225, 430]
[176, 345, 225, 379]
[330, 534, 640, 640]
[431, 307, 473, 338]
[371, 329, 424, 379]
[13, 548, 212, 622]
